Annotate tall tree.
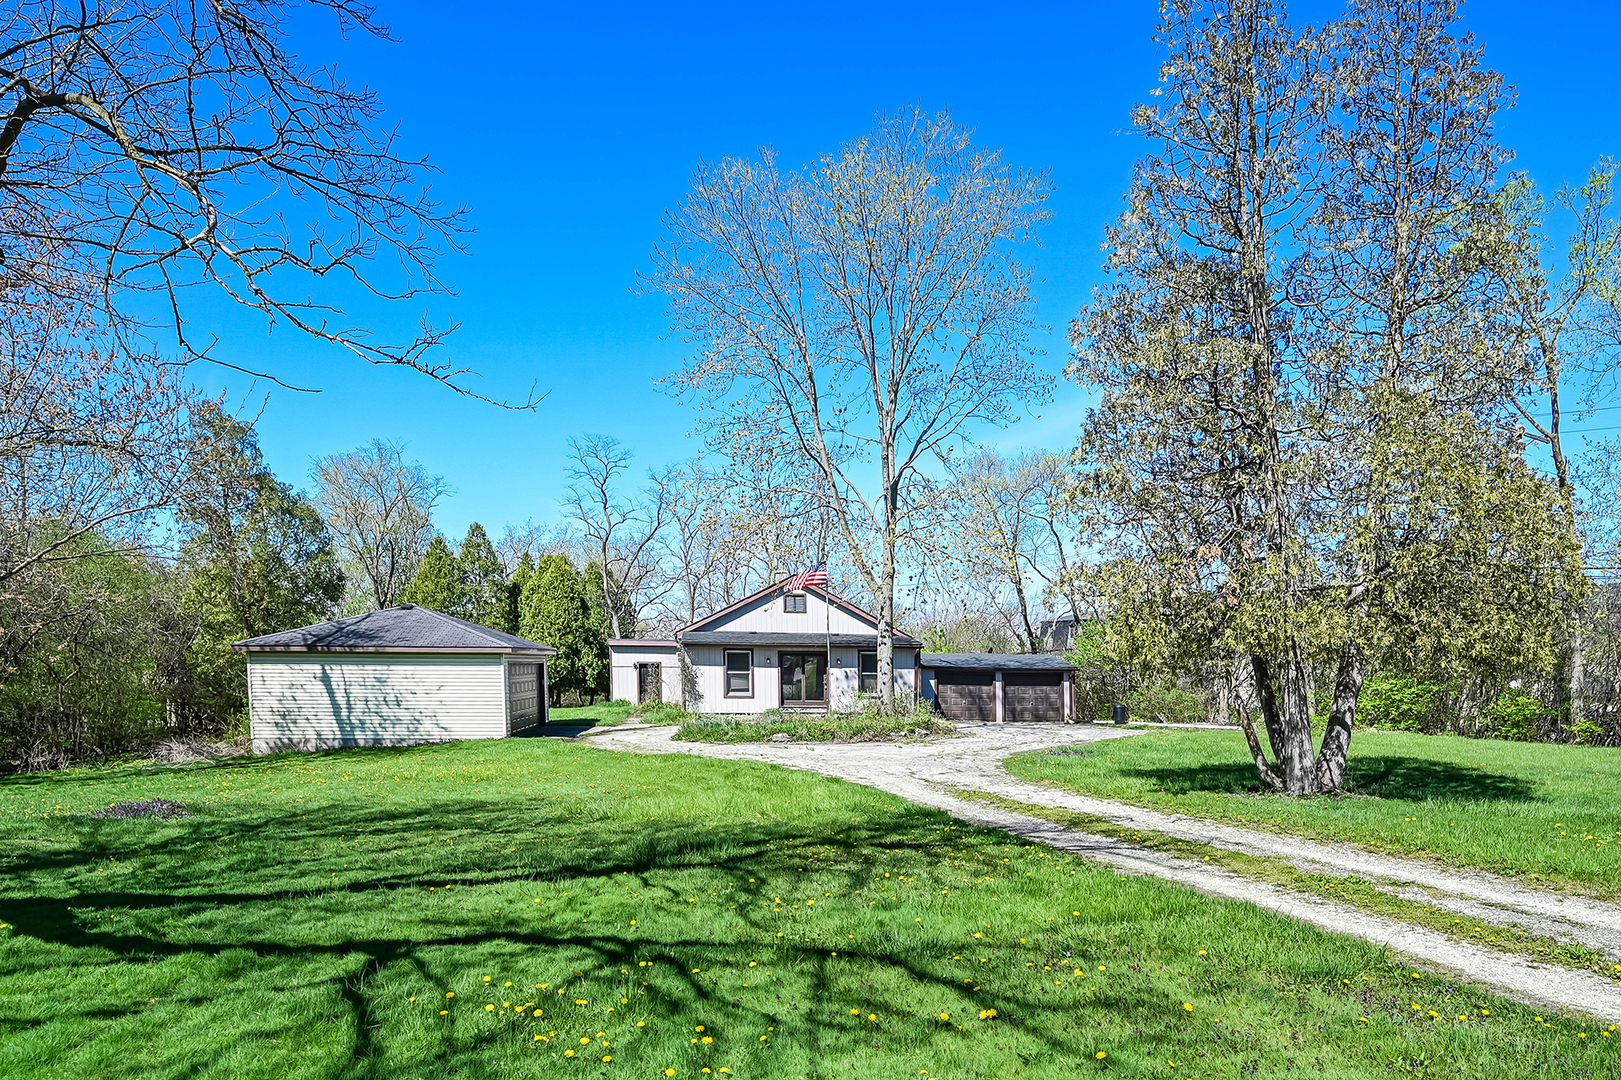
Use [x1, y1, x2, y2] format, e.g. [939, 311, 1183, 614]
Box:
[312, 441, 448, 612]
[651, 106, 1053, 705]
[518, 555, 603, 705]
[458, 523, 512, 631]
[397, 535, 462, 613]
[563, 435, 671, 638]
[1070, 0, 1582, 794]
[1483, 162, 1621, 724]
[179, 404, 343, 717]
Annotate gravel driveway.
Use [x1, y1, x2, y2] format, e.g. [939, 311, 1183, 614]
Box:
[585, 721, 1621, 1022]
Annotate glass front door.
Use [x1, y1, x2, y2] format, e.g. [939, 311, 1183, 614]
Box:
[779, 652, 826, 703]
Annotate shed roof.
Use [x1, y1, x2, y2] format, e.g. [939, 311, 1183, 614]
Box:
[677, 631, 923, 648]
[921, 652, 1076, 671]
[234, 605, 557, 655]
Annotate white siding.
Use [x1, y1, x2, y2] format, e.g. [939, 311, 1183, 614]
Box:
[685, 644, 917, 713]
[248, 653, 507, 753]
[609, 644, 682, 704]
[689, 590, 877, 636]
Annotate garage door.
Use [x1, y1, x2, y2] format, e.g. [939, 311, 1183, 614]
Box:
[1003, 671, 1064, 722]
[933, 669, 995, 722]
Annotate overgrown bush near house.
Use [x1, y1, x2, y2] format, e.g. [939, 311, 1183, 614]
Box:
[674, 698, 951, 743]
[631, 701, 692, 725]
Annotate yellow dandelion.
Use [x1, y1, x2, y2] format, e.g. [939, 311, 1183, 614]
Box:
[1096, 1051, 1107, 1059]
[869, 1014, 877, 1021]
[565, 1049, 575, 1058]
[1183, 1002, 1193, 1012]
[940, 1013, 950, 1021]
[446, 992, 455, 998]
[603, 1055, 613, 1062]
[580, 1037, 592, 1045]
[702, 1036, 713, 1044]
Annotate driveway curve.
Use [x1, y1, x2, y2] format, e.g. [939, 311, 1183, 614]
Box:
[584, 721, 1621, 1022]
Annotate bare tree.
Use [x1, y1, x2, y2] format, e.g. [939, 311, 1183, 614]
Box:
[562, 435, 671, 638]
[942, 451, 1087, 650]
[0, 0, 533, 401]
[650, 106, 1053, 705]
[312, 441, 447, 611]
[0, 296, 197, 680]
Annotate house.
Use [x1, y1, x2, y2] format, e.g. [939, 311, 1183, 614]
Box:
[609, 579, 923, 713]
[919, 653, 1078, 723]
[234, 604, 555, 753]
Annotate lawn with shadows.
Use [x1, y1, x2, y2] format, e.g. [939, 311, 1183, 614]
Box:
[1007, 729, 1621, 896]
[1, 738, 1616, 1079]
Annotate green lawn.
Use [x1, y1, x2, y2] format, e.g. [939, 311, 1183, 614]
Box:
[1006, 729, 1621, 897]
[549, 700, 639, 727]
[1, 739, 1614, 1079]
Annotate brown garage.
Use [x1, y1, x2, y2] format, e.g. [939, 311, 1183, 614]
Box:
[922, 653, 1076, 723]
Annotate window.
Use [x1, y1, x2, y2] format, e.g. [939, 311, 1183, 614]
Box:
[858, 651, 878, 695]
[784, 593, 807, 613]
[725, 650, 753, 696]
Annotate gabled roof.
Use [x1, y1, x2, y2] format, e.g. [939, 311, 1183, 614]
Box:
[922, 652, 1077, 671]
[233, 605, 557, 655]
[679, 631, 923, 648]
[679, 577, 894, 636]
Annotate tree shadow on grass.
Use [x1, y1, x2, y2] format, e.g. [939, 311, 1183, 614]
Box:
[1120, 757, 1538, 803]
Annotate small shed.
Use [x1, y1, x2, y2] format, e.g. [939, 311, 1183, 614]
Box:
[919, 653, 1077, 723]
[234, 604, 555, 753]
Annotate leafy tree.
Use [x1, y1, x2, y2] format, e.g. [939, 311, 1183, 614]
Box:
[458, 523, 511, 631]
[1070, 0, 1583, 794]
[397, 536, 462, 614]
[179, 407, 345, 718]
[519, 556, 606, 704]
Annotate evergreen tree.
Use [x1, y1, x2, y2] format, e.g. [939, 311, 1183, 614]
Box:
[508, 551, 535, 638]
[519, 555, 607, 704]
[458, 523, 510, 631]
[398, 536, 462, 613]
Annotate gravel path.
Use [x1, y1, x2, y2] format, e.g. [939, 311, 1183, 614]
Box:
[584, 721, 1621, 1022]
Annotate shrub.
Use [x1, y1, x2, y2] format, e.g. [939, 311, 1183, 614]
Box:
[1487, 688, 1547, 742]
[1125, 683, 1207, 725]
[1358, 677, 1450, 733]
[674, 698, 951, 743]
[1572, 716, 1606, 746]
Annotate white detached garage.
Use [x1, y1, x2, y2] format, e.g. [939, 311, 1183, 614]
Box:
[234, 604, 555, 753]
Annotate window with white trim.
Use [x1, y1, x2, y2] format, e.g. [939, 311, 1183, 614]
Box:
[725, 650, 753, 696]
[858, 650, 878, 695]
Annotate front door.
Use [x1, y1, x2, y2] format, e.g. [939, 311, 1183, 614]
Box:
[637, 663, 662, 704]
[779, 652, 826, 705]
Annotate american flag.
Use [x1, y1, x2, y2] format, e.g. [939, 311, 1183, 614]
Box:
[785, 561, 828, 592]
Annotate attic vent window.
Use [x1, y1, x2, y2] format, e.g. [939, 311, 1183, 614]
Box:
[784, 593, 807, 614]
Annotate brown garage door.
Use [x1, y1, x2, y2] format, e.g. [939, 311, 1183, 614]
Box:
[934, 669, 995, 722]
[1003, 671, 1064, 722]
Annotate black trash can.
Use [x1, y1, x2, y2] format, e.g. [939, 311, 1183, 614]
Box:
[1112, 703, 1127, 725]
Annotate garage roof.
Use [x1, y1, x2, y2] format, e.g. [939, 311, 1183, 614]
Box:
[234, 604, 557, 655]
[922, 652, 1076, 670]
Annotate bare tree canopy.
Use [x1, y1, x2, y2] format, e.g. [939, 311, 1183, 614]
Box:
[0, 0, 528, 400]
[650, 105, 1053, 704]
[312, 440, 447, 611]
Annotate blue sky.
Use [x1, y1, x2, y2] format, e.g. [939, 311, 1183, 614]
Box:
[185, 0, 1621, 541]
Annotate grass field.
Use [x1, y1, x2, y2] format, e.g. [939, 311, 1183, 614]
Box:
[1006, 729, 1621, 897]
[2, 738, 1616, 1079]
[550, 700, 689, 728]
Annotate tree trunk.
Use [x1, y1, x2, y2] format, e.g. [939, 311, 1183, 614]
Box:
[1248, 653, 1288, 769]
[1235, 698, 1284, 791]
[1275, 644, 1319, 795]
[877, 530, 897, 709]
[1316, 640, 1364, 791]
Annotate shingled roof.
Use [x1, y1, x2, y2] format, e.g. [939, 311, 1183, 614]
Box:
[234, 605, 556, 655]
[921, 652, 1076, 670]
